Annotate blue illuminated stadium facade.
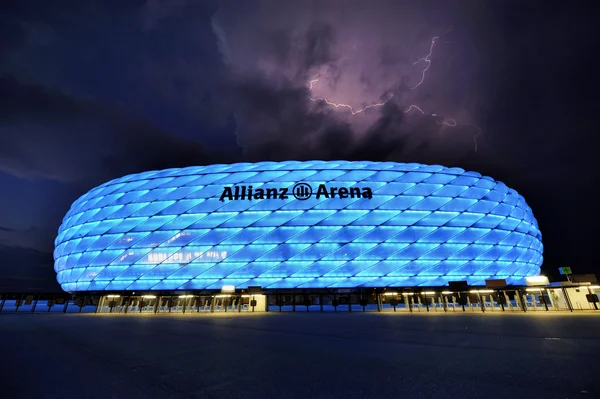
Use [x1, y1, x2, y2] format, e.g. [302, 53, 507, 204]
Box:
[54, 161, 543, 293]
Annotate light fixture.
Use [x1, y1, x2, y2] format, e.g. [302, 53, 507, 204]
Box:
[525, 276, 549, 286]
[221, 285, 236, 293]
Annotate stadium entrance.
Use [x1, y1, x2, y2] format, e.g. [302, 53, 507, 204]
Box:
[95, 293, 267, 314]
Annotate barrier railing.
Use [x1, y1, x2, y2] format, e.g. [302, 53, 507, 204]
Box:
[1, 288, 598, 315]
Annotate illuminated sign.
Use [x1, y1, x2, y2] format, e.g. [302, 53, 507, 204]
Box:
[147, 250, 228, 263]
[219, 183, 373, 201]
[559, 267, 572, 275]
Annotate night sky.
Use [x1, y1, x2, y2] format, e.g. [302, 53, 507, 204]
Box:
[1, 0, 598, 292]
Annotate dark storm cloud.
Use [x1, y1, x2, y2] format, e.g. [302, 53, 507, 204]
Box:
[300, 23, 338, 70]
[0, 225, 52, 251]
[217, 66, 477, 164]
[210, 0, 482, 164]
[226, 66, 478, 164]
[0, 0, 231, 184]
[0, 13, 27, 60]
[0, 245, 58, 292]
[0, 75, 216, 183]
[0, 225, 57, 292]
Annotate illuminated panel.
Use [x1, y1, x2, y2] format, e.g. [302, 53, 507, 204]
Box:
[54, 161, 543, 292]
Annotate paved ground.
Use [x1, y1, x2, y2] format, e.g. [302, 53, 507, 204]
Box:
[1, 312, 599, 399]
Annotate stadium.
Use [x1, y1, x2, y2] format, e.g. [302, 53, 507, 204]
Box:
[53, 161, 544, 313]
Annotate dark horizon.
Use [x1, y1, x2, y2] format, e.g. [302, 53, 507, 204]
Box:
[1, 0, 598, 292]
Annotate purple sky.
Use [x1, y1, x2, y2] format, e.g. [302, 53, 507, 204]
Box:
[0, 0, 598, 291]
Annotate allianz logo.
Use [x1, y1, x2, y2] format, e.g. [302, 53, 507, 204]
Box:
[219, 183, 373, 201]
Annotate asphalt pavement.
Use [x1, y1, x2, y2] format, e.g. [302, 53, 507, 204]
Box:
[1, 312, 598, 399]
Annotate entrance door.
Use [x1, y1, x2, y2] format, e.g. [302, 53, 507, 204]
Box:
[210, 294, 242, 312]
[139, 296, 157, 313]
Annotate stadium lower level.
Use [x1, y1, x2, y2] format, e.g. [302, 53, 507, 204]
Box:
[2, 283, 599, 314]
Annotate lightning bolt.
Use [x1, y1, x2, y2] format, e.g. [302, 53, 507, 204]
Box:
[410, 36, 438, 90]
[306, 34, 481, 151]
[308, 78, 394, 115]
